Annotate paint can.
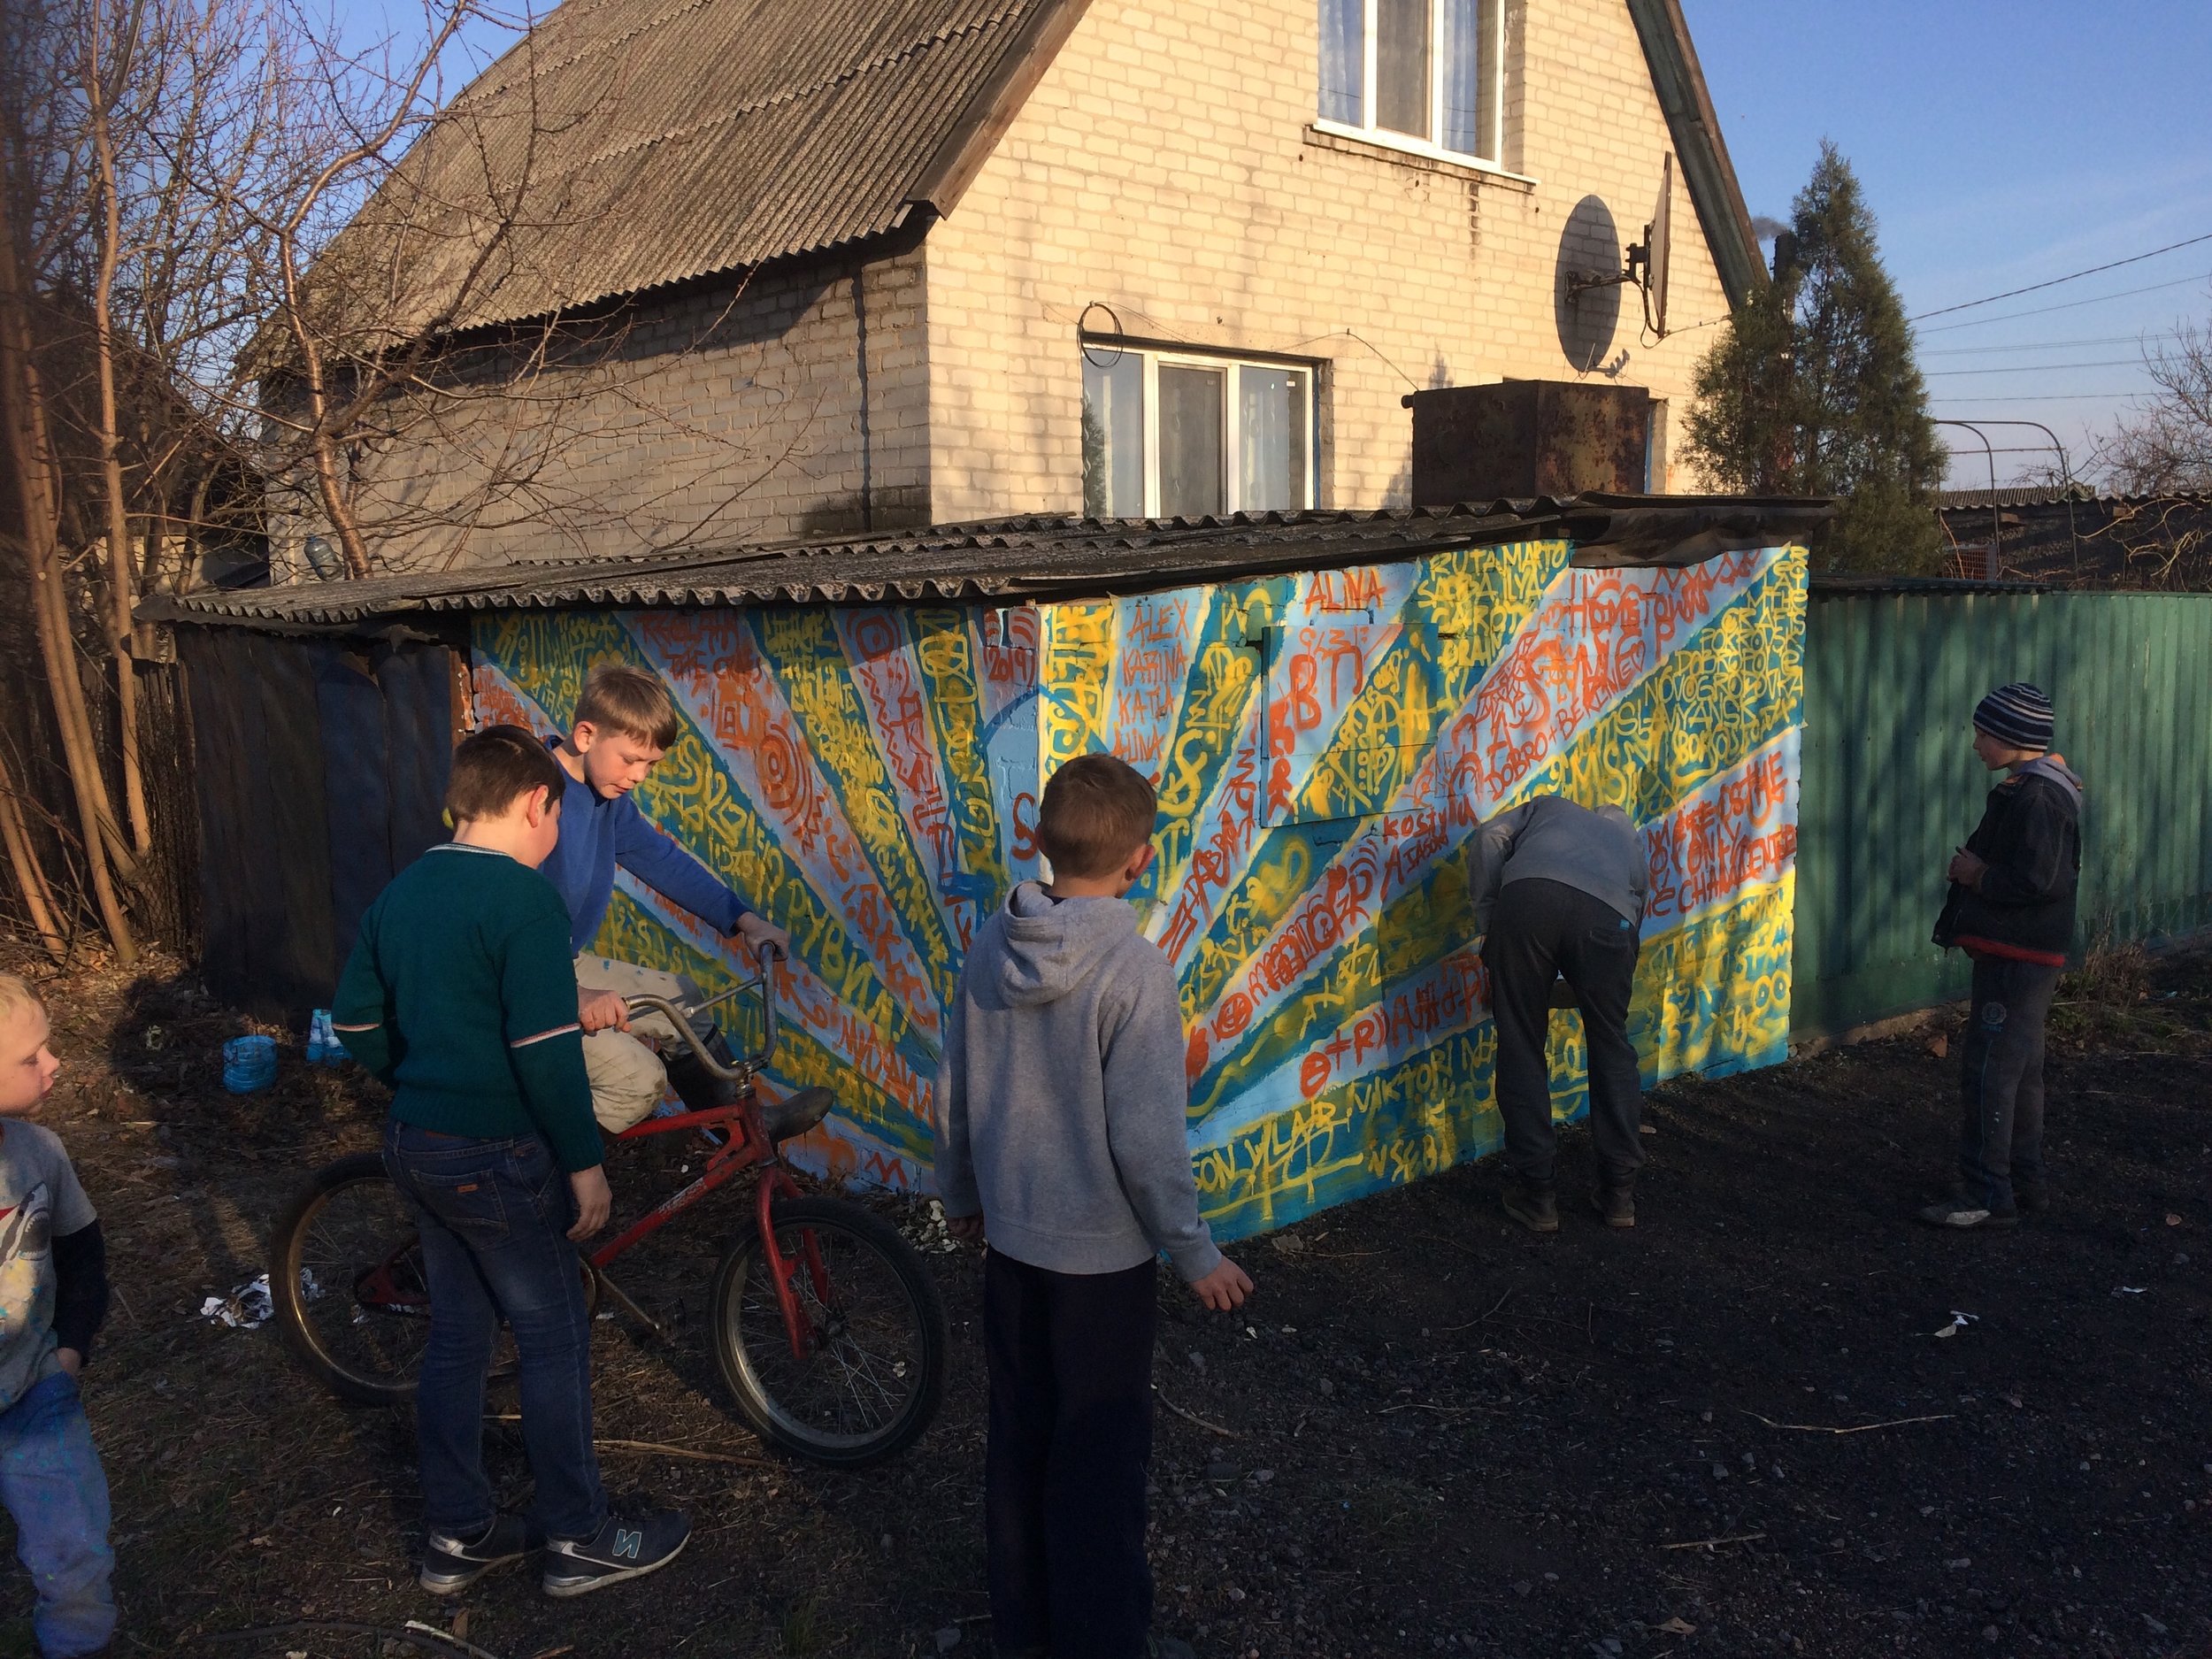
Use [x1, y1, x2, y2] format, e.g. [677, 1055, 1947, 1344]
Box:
[222, 1033, 278, 1093]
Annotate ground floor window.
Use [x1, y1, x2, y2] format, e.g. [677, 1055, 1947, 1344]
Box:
[1082, 342, 1317, 519]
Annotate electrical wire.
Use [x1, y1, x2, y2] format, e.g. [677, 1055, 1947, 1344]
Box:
[1928, 391, 2147, 403]
[1907, 231, 2212, 322]
[1920, 331, 2182, 357]
[1924, 359, 2146, 375]
[1915, 272, 2209, 334]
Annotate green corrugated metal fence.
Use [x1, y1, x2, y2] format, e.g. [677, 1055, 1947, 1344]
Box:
[1793, 589, 2212, 1038]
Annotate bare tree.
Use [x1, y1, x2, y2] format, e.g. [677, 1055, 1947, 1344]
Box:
[2092, 310, 2212, 495]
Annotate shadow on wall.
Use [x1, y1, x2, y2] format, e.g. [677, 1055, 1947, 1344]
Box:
[1555, 196, 1625, 376]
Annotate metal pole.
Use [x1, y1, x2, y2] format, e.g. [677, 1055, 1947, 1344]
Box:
[1936, 420, 2001, 578]
[1951, 417, 2079, 579]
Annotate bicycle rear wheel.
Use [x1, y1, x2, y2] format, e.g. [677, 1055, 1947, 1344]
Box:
[269, 1151, 597, 1407]
[710, 1196, 947, 1469]
[269, 1152, 429, 1406]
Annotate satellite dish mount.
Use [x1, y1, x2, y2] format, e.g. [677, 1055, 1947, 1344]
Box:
[1565, 153, 1673, 340]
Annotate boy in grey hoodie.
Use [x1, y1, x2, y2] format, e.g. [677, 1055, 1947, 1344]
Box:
[935, 753, 1251, 1659]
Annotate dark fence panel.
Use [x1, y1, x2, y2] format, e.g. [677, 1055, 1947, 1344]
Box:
[180, 627, 458, 1020]
[1793, 590, 2212, 1036]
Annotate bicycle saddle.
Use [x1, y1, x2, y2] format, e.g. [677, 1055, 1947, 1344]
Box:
[761, 1086, 833, 1144]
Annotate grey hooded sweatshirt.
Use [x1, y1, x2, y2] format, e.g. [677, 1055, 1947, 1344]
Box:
[933, 882, 1222, 1282]
[1469, 795, 1648, 935]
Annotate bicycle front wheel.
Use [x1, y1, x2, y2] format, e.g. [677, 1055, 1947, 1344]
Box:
[269, 1152, 429, 1406]
[710, 1197, 947, 1469]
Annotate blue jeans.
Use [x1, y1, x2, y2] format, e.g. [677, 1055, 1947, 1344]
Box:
[382, 1123, 606, 1541]
[0, 1370, 115, 1656]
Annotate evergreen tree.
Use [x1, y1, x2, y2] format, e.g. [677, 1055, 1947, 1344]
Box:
[1685, 142, 1946, 573]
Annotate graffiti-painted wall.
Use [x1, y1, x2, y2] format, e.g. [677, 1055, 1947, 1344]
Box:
[472, 538, 1805, 1240]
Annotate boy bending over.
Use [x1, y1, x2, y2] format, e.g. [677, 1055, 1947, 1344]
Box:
[540, 664, 787, 1132]
[935, 754, 1251, 1659]
[0, 973, 114, 1657]
[334, 726, 687, 1597]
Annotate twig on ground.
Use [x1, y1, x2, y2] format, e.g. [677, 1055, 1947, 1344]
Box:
[484, 1416, 772, 1466]
[1740, 1410, 1954, 1435]
[595, 1438, 774, 1467]
[403, 1620, 510, 1659]
[1439, 1288, 1514, 1333]
[204, 1620, 509, 1657]
[1659, 1531, 1766, 1551]
[1154, 1386, 1240, 1438]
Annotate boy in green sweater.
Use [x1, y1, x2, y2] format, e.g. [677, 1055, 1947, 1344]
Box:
[334, 725, 688, 1599]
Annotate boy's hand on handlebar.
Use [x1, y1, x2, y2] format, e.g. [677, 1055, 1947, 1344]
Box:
[567, 1165, 612, 1240]
[578, 988, 630, 1033]
[733, 912, 791, 962]
[1189, 1256, 1254, 1312]
[947, 1212, 986, 1244]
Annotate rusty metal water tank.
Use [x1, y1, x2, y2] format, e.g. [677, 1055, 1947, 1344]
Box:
[1407, 380, 1654, 503]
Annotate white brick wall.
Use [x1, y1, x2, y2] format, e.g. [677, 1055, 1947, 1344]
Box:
[925, 0, 1732, 518]
[347, 247, 932, 570]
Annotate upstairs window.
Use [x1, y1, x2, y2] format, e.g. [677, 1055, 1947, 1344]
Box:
[1082, 344, 1317, 520]
[1318, 0, 1503, 165]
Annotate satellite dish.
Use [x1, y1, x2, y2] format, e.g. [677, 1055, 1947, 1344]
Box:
[1644, 152, 1672, 339]
[1563, 154, 1675, 342]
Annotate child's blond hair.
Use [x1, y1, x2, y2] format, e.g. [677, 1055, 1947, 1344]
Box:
[0, 973, 44, 1025]
[574, 663, 680, 749]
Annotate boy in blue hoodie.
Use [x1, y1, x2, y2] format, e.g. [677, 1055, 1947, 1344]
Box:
[934, 753, 1251, 1659]
[1923, 683, 2085, 1230]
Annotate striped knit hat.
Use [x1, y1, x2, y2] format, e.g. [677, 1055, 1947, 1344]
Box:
[1973, 682, 2054, 751]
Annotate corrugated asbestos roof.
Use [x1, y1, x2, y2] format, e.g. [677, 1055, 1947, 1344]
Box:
[1935, 486, 2098, 510]
[140, 495, 1836, 631]
[1936, 487, 2212, 511]
[323, 0, 1077, 335]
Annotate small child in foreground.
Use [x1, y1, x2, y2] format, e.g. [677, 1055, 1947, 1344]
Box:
[935, 753, 1251, 1659]
[0, 973, 115, 1657]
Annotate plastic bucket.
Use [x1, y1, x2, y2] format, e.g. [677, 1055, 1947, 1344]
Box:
[222, 1033, 278, 1093]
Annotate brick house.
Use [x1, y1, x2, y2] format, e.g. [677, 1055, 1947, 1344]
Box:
[302, 0, 1763, 573]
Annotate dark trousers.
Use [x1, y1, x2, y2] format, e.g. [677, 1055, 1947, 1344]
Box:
[1958, 955, 2062, 1212]
[383, 1121, 606, 1541]
[983, 1251, 1156, 1659]
[1481, 877, 1646, 1187]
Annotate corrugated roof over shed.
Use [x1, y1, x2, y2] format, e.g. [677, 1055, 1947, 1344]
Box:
[140, 496, 1835, 631]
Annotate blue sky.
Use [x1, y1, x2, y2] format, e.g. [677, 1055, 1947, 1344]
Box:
[1681, 0, 2212, 485]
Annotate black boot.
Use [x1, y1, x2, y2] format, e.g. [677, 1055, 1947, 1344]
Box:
[1503, 1174, 1559, 1234]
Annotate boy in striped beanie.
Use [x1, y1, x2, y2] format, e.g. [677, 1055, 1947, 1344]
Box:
[1924, 683, 2083, 1230]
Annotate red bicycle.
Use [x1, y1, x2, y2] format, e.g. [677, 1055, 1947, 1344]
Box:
[267, 955, 948, 1469]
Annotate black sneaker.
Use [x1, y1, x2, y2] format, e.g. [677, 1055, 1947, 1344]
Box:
[1916, 1197, 2018, 1231]
[1503, 1176, 1559, 1234]
[420, 1514, 532, 1594]
[2015, 1181, 2050, 1215]
[1592, 1183, 1636, 1229]
[541, 1506, 691, 1597]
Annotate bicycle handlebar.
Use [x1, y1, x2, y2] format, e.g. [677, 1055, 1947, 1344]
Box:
[623, 945, 780, 1082]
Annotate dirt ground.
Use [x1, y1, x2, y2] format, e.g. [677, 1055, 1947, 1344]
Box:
[3, 941, 2208, 1659]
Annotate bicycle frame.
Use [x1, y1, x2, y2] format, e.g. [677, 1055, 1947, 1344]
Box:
[589, 956, 830, 1363]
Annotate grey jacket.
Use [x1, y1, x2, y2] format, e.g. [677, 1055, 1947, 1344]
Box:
[933, 882, 1222, 1281]
[1471, 795, 1648, 934]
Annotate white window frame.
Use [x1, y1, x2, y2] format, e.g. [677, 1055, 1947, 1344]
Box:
[1313, 0, 1520, 179]
[1084, 342, 1321, 518]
